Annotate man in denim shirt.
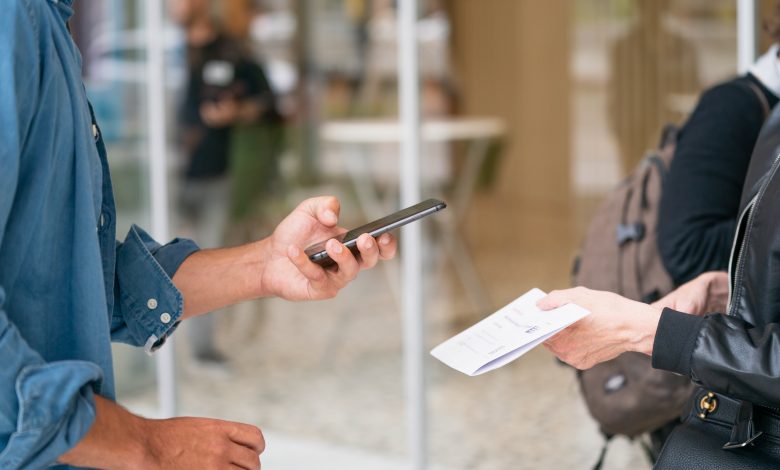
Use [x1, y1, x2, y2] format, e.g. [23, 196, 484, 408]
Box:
[0, 1, 397, 468]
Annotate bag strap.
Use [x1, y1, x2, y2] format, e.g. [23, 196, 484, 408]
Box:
[591, 436, 611, 470]
[743, 80, 771, 121]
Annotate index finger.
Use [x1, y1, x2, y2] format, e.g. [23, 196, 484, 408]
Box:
[536, 287, 589, 311]
[536, 290, 572, 311]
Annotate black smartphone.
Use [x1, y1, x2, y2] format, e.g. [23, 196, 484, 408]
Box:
[305, 198, 447, 267]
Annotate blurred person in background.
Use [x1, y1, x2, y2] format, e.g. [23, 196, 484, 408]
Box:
[170, 0, 280, 369]
[608, 0, 699, 174]
[0, 1, 397, 468]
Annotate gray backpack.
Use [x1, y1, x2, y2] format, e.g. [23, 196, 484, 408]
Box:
[572, 124, 693, 440]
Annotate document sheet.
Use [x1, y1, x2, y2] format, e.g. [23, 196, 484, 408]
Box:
[430, 288, 590, 376]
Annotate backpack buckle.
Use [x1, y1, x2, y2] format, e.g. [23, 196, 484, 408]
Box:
[616, 222, 646, 245]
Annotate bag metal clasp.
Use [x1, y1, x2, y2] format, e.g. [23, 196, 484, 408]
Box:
[698, 392, 718, 419]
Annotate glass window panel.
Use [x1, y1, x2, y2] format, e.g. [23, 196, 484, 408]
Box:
[73, 0, 158, 405]
[67, 0, 754, 468]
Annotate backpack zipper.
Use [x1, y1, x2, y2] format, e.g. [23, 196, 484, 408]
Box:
[727, 153, 780, 316]
[616, 187, 634, 297]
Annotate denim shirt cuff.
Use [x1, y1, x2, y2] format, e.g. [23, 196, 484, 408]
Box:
[115, 226, 196, 353]
[148, 238, 200, 279]
[0, 362, 102, 469]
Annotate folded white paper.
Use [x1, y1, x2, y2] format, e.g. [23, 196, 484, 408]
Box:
[430, 288, 590, 376]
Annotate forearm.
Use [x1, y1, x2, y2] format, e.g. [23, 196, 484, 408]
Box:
[170, 195, 399, 317]
[171, 238, 271, 319]
[58, 396, 148, 470]
[625, 306, 662, 356]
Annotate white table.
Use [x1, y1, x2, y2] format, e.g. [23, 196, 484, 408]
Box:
[320, 116, 506, 313]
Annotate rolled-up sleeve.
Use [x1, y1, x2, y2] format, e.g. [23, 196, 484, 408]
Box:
[0, 293, 103, 469]
[110, 225, 199, 353]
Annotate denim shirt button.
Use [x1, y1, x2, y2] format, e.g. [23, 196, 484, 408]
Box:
[147, 298, 158, 310]
[92, 124, 99, 141]
[160, 312, 172, 324]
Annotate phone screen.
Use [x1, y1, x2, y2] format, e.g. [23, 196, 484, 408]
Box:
[304, 198, 447, 267]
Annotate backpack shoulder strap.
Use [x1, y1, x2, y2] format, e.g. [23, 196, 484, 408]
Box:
[742, 80, 771, 121]
[591, 436, 611, 470]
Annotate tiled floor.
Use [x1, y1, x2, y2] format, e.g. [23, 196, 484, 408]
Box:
[122, 192, 651, 469]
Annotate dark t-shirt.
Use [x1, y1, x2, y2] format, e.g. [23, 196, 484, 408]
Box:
[179, 34, 275, 180]
[657, 74, 778, 285]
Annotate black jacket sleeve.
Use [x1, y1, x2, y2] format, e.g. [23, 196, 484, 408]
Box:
[657, 77, 774, 285]
[653, 308, 780, 408]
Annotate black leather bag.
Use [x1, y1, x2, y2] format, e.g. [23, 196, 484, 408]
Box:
[655, 388, 780, 469]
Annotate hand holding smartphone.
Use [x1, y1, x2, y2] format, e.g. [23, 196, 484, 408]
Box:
[304, 198, 447, 268]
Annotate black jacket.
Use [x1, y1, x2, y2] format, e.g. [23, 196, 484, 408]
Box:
[653, 103, 780, 409]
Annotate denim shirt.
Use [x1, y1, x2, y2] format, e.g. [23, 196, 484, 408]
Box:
[0, 1, 199, 467]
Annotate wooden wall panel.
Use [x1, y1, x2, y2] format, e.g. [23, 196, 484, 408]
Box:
[450, 0, 572, 207]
